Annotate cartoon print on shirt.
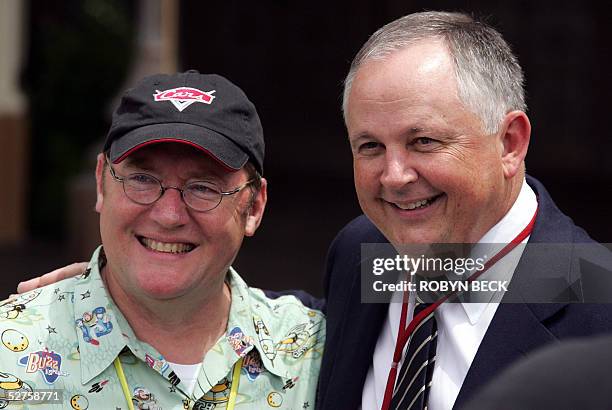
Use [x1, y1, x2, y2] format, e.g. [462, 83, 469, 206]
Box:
[18, 348, 68, 384]
[242, 349, 265, 381]
[267, 391, 283, 407]
[0, 289, 42, 320]
[276, 321, 323, 359]
[0, 371, 33, 408]
[193, 398, 215, 410]
[276, 323, 310, 353]
[75, 306, 113, 346]
[132, 386, 162, 410]
[253, 316, 277, 363]
[1, 329, 29, 352]
[202, 377, 231, 404]
[145, 353, 170, 375]
[89, 379, 109, 393]
[70, 394, 89, 410]
[227, 327, 254, 357]
[282, 377, 299, 391]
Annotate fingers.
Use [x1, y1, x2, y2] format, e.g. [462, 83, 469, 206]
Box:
[0, 294, 19, 305]
[16, 277, 40, 294]
[17, 262, 89, 294]
[40, 262, 89, 286]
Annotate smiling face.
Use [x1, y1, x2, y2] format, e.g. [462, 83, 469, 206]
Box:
[347, 39, 521, 246]
[95, 143, 267, 302]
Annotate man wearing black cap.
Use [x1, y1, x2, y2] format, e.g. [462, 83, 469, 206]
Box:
[0, 71, 324, 409]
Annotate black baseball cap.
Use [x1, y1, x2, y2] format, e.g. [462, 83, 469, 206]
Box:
[104, 70, 265, 174]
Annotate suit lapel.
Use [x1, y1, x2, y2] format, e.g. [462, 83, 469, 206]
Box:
[455, 176, 575, 408]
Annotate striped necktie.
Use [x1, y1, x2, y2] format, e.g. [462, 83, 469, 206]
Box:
[390, 302, 438, 410]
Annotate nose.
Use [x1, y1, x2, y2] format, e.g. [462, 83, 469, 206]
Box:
[380, 150, 418, 191]
[148, 187, 190, 228]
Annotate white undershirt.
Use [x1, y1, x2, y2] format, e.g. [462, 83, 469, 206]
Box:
[167, 361, 202, 394]
[361, 180, 538, 410]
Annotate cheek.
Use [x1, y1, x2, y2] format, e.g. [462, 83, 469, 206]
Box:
[354, 160, 381, 196]
[199, 209, 246, 244]
[99, 199, 144, 250]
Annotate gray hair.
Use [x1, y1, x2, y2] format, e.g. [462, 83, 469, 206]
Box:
[343, 11, 526, 134]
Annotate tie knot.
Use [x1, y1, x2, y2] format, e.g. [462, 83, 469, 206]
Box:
[413, 302, 431, 316]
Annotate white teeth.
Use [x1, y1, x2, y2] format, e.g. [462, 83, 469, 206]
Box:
[141, 237, 194, 254]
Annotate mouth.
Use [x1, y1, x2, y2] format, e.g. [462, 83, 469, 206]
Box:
[385, 193, 445, 211]
[136, 236, 196, 254]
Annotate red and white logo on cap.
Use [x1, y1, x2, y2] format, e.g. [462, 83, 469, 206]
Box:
[153, 87, 216, 112]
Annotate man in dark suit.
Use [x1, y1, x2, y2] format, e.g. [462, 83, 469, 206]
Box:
[316, 11, 612, 410]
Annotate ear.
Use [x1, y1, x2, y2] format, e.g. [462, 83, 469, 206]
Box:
[95, 153, 106, 213]
[498, 111, 531, 179]
[245, 178, 268, 237]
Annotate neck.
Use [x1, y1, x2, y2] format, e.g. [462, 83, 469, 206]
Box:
[102, 269, 232, 364]
[482, 175, 526, 240]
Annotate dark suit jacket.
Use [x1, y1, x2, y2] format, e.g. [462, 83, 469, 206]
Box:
[316, 176, 612, 410]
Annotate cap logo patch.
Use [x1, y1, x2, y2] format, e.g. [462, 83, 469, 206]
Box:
[153, 87, 216, 112]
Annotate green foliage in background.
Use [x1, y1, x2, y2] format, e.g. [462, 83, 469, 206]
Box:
[24, 0, 134, 238]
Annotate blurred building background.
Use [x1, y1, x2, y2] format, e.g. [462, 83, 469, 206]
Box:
[1, 0, 610, 297]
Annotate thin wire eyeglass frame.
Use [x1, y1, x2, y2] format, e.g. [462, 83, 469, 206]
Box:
[105, 156, 254, 212]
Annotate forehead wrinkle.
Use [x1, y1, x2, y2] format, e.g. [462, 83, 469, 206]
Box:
[353, 95, 417, 105]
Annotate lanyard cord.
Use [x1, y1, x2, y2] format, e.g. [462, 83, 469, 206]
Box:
[113, 356, 244, 410]
[227, 357, 244, 410]
[114, 357, 135, 410]
[380, 205, 538, 410]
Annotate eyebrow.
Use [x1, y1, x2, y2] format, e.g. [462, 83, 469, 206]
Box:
[350, 126, 426, 143]
[122, 156, 154, 171]
[408, 126, 425, 134]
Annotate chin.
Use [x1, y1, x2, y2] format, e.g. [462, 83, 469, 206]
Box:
[131, 270, 186, 297]
[140, 283, 187, 300]
[392, 226, 454, 246]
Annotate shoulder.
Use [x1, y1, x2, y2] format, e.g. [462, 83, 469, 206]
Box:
[229, 268, 325, 340]
[1, 277, 76, 322]
[247, 285, 326, 358]
[323, 215, 387, 291]
[526, 175, 596, 243]
[245, 286, 325, 381]
[333, 214, 386, 246]
[248, 286, 325, 327]
[326, 214, 387, 270]
[0, 280, 78, 385]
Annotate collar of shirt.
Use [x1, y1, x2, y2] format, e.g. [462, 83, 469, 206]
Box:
[453, 178, 538, 324]
[192, 266, 299, 398]
[74, 247, 299, 396]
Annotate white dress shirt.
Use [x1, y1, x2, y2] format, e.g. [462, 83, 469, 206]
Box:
[361, 180, 538, 410]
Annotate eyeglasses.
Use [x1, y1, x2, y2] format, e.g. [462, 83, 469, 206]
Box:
[106, 157, 254, 212]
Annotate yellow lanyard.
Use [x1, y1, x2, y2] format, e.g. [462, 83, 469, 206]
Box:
[114, 356, 243, 410]
[113, 357, 135, 410]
